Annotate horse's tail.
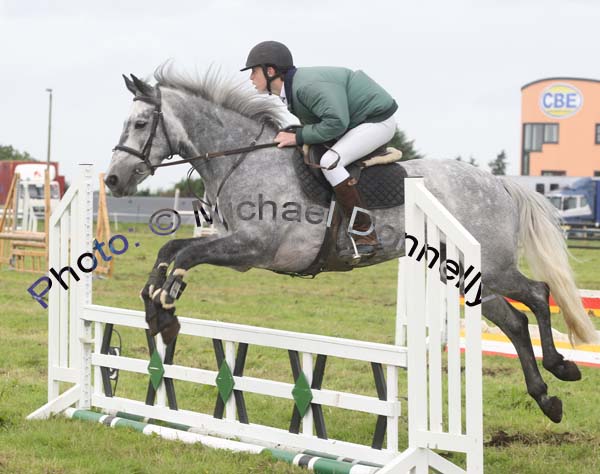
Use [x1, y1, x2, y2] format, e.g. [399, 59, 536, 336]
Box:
[500, 178, 598, 345]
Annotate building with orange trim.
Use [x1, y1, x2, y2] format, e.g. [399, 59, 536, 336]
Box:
[521, 77, 600, 176]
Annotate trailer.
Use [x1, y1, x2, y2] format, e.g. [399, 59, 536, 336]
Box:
[0, 161, 65, 206]
[547, 178, 600, 228]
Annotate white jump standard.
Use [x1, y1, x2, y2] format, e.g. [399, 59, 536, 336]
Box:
[28, 165, 484, 473]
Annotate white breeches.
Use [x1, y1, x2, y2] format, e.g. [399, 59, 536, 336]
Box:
[320, 115, 397, 186]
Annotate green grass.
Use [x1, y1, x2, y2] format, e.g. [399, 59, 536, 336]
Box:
[1, 223, 599, 473]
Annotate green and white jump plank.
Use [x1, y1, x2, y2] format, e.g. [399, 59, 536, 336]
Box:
[65, 409, 380, 474]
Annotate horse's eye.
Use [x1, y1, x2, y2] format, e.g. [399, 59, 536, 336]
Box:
[135, 121, 147, 129]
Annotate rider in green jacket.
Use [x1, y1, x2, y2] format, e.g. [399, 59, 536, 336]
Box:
[242, 41, 398, 260]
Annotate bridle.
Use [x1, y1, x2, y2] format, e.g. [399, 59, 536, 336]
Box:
[113, 85, 177, 176]
[112, 84, 280, 176]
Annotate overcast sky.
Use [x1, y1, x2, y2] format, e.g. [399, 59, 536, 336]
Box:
[1, 0, 599, 190]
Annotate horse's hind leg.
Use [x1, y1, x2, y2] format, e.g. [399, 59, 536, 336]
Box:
[483, 294, 563, 423]
[501, 269, 581, 382]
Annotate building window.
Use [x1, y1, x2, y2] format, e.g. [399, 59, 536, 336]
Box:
[594, 171, 600, 177]
[524, 123, 559, 151]
[541, 170, 566, 176]
[524, 124, 543, 152]
[596, 124, 600, 144]
[544, 124, 558, 144]
[522, 151, 530, 175]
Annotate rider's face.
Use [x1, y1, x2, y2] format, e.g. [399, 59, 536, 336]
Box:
[250, 66, 266, 92]
[250, 66, 274, 93]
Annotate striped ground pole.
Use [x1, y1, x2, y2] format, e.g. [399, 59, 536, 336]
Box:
[64, 409, 381, 474]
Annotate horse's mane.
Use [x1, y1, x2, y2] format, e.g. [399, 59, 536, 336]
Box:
[154, 62, 286, 126]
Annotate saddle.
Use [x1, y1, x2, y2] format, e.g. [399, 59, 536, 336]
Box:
[278, 143, 408, 278]
[293, 144, 407, 208]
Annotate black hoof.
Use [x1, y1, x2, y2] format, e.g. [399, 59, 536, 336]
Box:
[160, 317, 181, 345]
[547, 359, 582, 382]
[540, 395, 563, 423]
[146, 316, 159, 336]
[156, 306, 175, 330]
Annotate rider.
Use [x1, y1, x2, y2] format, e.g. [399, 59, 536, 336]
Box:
[241, 40, 398, 258]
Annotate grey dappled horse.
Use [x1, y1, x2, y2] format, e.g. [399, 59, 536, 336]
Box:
[105, 66, 598, 424]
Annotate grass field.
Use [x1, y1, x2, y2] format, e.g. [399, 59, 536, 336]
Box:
[1, 223, 599, 473]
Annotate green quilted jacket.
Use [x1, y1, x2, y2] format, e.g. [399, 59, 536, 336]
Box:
[285, 66, 398, 146]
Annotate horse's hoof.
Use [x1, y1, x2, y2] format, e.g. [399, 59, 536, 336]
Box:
[146, 316, 159, 337]
[547, 359, 581, 382]
[540, 395, 563, 423]
[160, 317, 180, 345]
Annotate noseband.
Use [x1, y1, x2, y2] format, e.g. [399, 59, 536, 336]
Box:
[113, 85, 176, 175]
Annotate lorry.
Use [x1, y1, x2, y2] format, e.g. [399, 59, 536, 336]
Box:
[0, 161, 65, 216]
[546, 177, 600, 228]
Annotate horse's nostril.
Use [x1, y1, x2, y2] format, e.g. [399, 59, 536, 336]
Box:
[105, 175, 119, 188]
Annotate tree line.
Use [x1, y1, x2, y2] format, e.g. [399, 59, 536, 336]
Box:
[0, 144, 38, 161]
[455, 150, 508, 175]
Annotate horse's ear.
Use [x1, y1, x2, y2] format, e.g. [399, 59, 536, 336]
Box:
[123, 74, 137, 95]
[130, 74, 155, 97]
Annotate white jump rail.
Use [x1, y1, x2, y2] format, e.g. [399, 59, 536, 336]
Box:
[28, 165, 483, 473]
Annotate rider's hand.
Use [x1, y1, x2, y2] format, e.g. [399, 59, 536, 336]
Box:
[274, 131, 297, 148]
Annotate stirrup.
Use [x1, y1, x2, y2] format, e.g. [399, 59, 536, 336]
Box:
[338, 235, 377, 265]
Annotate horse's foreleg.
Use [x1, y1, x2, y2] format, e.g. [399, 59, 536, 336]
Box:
[153, 234, 266, 344]
[483, 294, 563, 423]
[140, 238, 202, 335]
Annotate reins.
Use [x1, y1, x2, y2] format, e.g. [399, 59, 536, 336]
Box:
[152, 143, 279, 170]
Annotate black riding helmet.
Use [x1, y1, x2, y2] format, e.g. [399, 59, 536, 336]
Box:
[241, 41, 294, 95]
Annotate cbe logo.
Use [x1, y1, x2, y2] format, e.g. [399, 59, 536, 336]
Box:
[540, 83, 583, 119]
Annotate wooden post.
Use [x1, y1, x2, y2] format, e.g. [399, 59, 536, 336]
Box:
[0, 173, 18, 234]
[0, 172, 49, 273]
[94, 173, 113, 277]
[0, 173, 19, 268]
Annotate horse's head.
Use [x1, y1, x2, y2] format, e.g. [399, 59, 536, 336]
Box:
[105, 74, 178, 197]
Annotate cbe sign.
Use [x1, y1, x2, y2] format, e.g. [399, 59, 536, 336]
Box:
[540, 83, 583, 119]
